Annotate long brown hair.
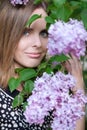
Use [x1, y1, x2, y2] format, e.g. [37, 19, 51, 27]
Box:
[0, 0, 47, 88]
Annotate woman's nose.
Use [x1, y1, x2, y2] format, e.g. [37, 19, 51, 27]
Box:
[32, 34, 41, 47]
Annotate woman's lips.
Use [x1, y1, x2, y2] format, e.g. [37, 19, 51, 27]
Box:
[25, 53, 41, 58]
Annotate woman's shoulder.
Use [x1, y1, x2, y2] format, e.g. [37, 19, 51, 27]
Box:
[0, 87, 14, 100]
[0, 87, 29, 129]
[0, 87, 14, 112]
[0, 86, 19, 99]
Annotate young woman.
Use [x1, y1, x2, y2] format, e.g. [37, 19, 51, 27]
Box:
[0, 0, 85, 130]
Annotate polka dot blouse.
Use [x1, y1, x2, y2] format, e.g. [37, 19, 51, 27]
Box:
[0, 87, 53, 130]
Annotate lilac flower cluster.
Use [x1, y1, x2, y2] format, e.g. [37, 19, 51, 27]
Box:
[10, 0, 29, 6]
[47, 19, 87, 59]
[24, 72, 87, 130]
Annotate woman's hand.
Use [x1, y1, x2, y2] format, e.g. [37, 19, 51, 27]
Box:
[63, 53, 85, 93]
[63, 53, 85, 130]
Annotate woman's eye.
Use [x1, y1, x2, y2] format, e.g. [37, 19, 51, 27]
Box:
[23, 28, 32, 36]
[23, 31, 29, 36]
[40, 30, 48, 38]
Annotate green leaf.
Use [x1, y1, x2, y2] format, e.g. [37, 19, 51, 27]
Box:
[12, 94, 24, 108]
[45, 66, 53, 74]
[45, 16, 55, 24]
[22, 102, 28, 111]
[53, 0, 66, 5]
[37, 62, 47, 72]
[49, 54, 69, 63]
[23, 80, 34, 94]
[81, 9, 87, 29]
[34, 0, 41, 4]
[81, 0, 87, 2]
[19, 68, 37, 81]
[83, 70, 87, 88]
[47, 127, 52, 130]
[26, 14, 41, 27]
[15, 68, 24, 73]
[52, 64, 62, 71]
[70, 1, 81, 6]
[56, 4, 73, 21]
[8, 77, 21, 92]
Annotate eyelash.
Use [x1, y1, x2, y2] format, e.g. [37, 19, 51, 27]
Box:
[23, 29, 48, 38]
[40, 30, 48, 38]
[23, 28, 32, 36]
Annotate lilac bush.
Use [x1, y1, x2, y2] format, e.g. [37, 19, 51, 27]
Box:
[24, 72, 87, 130]
[47, 19, 87, 59]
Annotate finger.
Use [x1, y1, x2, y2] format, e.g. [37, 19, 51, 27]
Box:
[62, 60, 72, 72]
[69, 53, 82, 68]
[68, 54, 82, 69]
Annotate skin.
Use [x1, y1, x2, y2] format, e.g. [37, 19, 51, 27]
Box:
[13, 7, 85, 130]
[14, 8, 48, 68]
[63, 54, 85, 130]
[64, 54, 84, 93]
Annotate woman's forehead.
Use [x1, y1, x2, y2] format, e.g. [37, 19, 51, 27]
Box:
[28, 8, 47, 29]
[31, 7, 47, 17]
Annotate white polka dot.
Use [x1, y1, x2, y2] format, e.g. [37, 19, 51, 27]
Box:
[9, 117, 13, 120]
[8, 99, 11, 101]
[14, 116, 17, 120]
[1, 110, 5, 113]
[12, 120, 15, 124]
[14, 123, 18, 127]
[1, 127, 4, 130]
[2, 95, 5, 98]
[3, 104, 7, 109]
[1, 92, 3, 95]
[2, 114, 6, 117]
[1, 118, 4, 121]
[5, 123, 8, 126]
[6, 112, 8, 114]
[8, 108, 11, 111]
[8, 124, 12, 127]
[19, 122, 22, 126]
[0, 103, 1, 107]
[11, 111, 15, 116]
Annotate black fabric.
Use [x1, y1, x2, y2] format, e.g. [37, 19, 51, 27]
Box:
[0, 87, 53, 130]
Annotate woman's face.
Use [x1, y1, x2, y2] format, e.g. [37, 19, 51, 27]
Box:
[14, 8, 48, 68]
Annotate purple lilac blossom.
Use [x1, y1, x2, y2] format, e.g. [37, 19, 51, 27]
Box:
[24, 72, 87, 130]
[10, 0, 29, 6]
[47, 19, 87, 59]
